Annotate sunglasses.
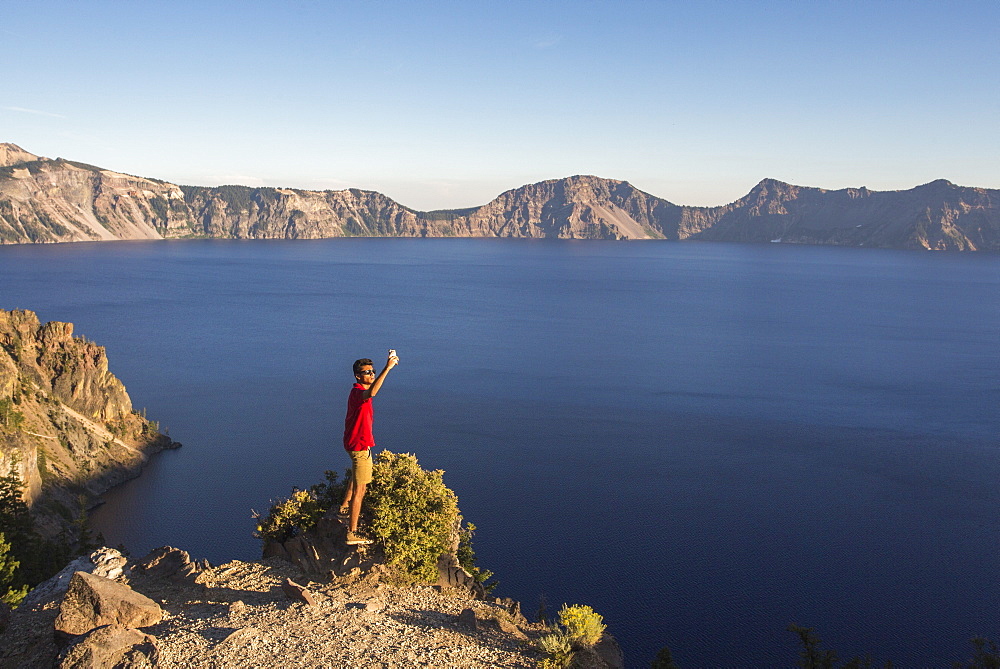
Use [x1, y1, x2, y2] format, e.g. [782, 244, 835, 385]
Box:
[358, 369, 375, 376]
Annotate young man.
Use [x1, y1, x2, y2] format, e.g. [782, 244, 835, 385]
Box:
[339, 353, 398, 545]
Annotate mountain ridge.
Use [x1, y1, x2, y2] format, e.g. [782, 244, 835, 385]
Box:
[1, 143, 997, 250]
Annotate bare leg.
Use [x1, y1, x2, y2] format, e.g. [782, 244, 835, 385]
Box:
[349, 480, 367, 533]
[339, 474, 353, 514]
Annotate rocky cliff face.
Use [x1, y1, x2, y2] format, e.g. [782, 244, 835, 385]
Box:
[177, 185, 424, 239]
[426, 175, 681, 239]
[688, 178, 1000, 250]
[0, 144, 429, 243]
[0, 147, 175, 243]
[0, 309, 178, 539]
[2, 142, 997, 250]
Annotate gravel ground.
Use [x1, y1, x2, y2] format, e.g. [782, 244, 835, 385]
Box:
[1, 556, 544, 668]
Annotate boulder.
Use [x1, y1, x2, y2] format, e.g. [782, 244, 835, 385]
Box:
[261, 541, 290, 561]
[54, 572, 163, 637]
[497, 617, 528, 641]
[134, 546, 200, 582]
[437, 552, 485, 599]
[457, 608, 478, 631]
[85, 547, 129, 581]
[56, 623, 159, 669]
[20, 547, 129, 611]
[492, 596, 528, 626]
[280, 578, 316, 606]
[594, 633, 625, 669]
[0, 600, 9, 632]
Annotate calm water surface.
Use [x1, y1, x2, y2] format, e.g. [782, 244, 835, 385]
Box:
[2, 239, 998, 666]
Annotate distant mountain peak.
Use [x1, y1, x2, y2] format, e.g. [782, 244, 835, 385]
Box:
[530, 174, 626, 190]
[754, 177, 792, 187]
[915, 178, 956, 189]
[0, 142, 40, 167]
[745, 178, 799, 199]
[561, 174, 620, 183]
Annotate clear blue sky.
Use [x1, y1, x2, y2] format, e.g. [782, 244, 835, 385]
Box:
[4, 0, 998, 210]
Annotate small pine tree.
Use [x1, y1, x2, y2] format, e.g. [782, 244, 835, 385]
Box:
[959, 637, 1000, 669]
[787, 624, 891, 669]
[0, 531, 28, 606]
[0, 398, 25, 431]
[0, 470, 71, 598]
[651, 646, 680, 669]
[788, 624, 838, 669]
[457, 521, 497, 594]
[0, 471, 33, 553]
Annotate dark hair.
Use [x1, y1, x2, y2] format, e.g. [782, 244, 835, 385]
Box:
[353, 358, 374, 375]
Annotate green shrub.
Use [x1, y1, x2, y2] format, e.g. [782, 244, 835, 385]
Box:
[307, 469, 347, 511]
[367, 451, 459, 582]
[256, 450, 488, 586]
[105, 418, 127, 438]
[254, 489, 323, 543]
[559, 603, 606, 647]
[536, 629, 576, 668]
[535, 604, 607, 668]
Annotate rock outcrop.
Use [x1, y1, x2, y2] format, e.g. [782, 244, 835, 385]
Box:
[0, 143, 424, 243]
[0, 309, 178, 541]
[262, 510, 486, 599]
[0, 144, 39, 169]
[132, 546, 205, 584]
[279, 578, 317, 606]
[54, 571, 163, 637]
[686, 177, 1000, 250]
[18, 547, 129, 611]
[0, 546, 555, 668]
[56, 623, 160, 669]
[2, 142, 997, 249]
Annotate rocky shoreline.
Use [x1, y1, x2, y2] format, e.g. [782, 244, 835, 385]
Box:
[0, 309, 179, 542]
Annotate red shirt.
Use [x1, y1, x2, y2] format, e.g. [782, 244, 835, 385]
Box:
[343, 383, 374, 451]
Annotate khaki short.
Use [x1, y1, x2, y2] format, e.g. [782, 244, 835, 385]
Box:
[348, 449, 373, 485]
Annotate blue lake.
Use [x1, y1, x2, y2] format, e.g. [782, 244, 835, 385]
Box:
[2, 239, 998, 666]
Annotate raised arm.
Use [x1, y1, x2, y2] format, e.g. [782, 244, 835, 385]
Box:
[363, 354, 399, 400]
